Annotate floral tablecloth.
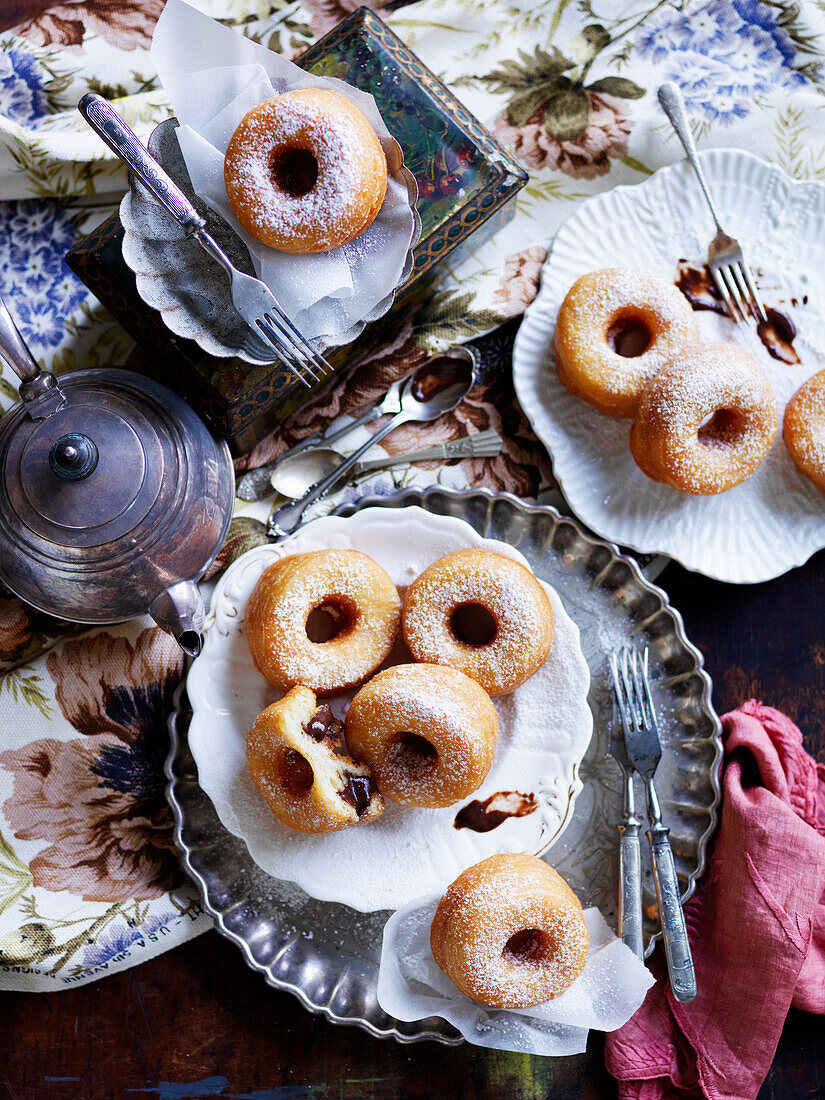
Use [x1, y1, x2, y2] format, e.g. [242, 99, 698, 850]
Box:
[1, 0, 824, 990]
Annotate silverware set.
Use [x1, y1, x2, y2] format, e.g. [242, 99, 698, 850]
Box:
[267, 352, 477, 539]
[610, 646, 698, 1003]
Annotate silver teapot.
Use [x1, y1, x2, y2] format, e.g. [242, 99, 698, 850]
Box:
[0, 295, 234, 656]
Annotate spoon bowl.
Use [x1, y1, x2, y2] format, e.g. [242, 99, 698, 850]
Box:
[267, 349, 478, 539]
[271, 448, 344, 498]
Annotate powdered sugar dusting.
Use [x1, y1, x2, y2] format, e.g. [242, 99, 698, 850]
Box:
[634, 342, 778, 493]
[784, 369, 825, 488]
[188, 508, 593, 912]
[224, 90, 384, 251]
[556, 268, 698, 402]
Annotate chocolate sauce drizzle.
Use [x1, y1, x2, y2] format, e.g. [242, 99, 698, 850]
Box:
[756, 308, 800, 365]
[454, 790, 538, 833]
[675, 259, 800, 364]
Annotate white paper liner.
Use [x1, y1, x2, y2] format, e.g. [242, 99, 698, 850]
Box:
[377, 896, 654, 1054]
[151, 0, 416, 342]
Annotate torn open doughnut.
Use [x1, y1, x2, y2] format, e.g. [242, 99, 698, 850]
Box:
[344, 663, 499, 808]
[246, 685, 384, 833]
[246, 549, 401, 694]
[401, 548, 554, 696]
[554, 268, 699, 417]
[629, 342, 778, 494]
[430, 854, 589, 1008]
[224, 88, 388, 253]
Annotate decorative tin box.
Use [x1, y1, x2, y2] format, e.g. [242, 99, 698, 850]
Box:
[66, 7, 527, 454]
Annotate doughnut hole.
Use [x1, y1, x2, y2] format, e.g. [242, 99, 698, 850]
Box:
[305, 599, 356, 643]
[450, 602, 497, 646]
[504, 927, 555, 966]
[697, 407, 747, 448]
[278, 749, 314, 796]
[386, 731, 439, 779]
[270, 146, 318, 197]
[607, 314, 652, 358]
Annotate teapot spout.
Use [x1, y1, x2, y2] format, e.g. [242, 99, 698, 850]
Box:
[149, 581, 205, 657]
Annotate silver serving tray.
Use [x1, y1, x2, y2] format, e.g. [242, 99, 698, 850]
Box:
[165, 487, 722, 1043]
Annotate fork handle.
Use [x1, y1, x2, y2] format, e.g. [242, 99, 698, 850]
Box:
[657, 83, 724, 235]
[647, 822, 698, 1003]
[78, 93, 206, 236]
[617, 808, 645, 960]
[267, 411, 409, 539]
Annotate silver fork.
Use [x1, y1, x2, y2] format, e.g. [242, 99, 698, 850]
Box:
[78, 93, 333, 389]
[611, 646, 698, 1003]
[608, 693, 645, 960]
[658, 82, 767, 325]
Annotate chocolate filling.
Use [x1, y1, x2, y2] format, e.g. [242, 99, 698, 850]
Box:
[305, 704, 343, 742]
[270, 147, 318, 197]
[339, 774, 375, 818]
[279, 749, 313, 796]
[450, 602, 496, 646]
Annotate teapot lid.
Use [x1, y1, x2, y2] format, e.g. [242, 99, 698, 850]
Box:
[5, 377, 167, 548]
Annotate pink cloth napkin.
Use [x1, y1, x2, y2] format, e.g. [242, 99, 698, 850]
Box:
[605, 701, 825, 1100]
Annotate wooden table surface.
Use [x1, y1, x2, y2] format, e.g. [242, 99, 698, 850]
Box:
[4, 342, 825, 1099]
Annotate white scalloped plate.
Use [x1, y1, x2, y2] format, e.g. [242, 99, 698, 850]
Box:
[513, 149, 825, 584]
[186, 506, 592, 912]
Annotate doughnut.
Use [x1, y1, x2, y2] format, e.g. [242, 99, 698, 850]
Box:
[246, 686, 384, 833]
[401, 549, 554, 697]
[430, 854, 589, 1008]
[224, 88, 388, 253]
[629, 342, 778, 495]
[554, 268, 699, 417]
[783, 370, 825, 493]
[344, 663, 499, 808]
[246, 549, 401, 694]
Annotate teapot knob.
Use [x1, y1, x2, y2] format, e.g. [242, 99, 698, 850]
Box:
[48, 433, 99, 481]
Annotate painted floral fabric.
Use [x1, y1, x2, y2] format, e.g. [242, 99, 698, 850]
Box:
[1, 0, 825, 989]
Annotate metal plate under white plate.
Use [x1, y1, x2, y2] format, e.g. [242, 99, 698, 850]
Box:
[165, 487, 721, 1043]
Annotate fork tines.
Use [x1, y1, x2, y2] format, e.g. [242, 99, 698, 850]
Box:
[256, 310, 333, 388]
[609, 646, 656, 736]
[709, 256, 768, 326]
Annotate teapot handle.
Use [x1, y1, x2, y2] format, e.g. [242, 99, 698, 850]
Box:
[0, 294, 66, 419]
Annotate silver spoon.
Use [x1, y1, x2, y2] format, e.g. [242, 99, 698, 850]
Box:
[270, 429, 503, 499]
[266, 357, 477, 540]
[236, 346, 479, 502]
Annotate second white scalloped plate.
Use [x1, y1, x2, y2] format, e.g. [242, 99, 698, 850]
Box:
[186, 506, 592, 913]
[513, 149, 825, 584]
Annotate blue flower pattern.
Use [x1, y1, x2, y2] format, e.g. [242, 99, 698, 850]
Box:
[0, 48, 48, 125]
[635, 1, 807, 124]
[82, 910, 176, 969]
[0, 201, 87, 352]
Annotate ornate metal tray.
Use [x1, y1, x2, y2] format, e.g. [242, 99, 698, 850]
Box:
[165, 487, 722, 1043]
